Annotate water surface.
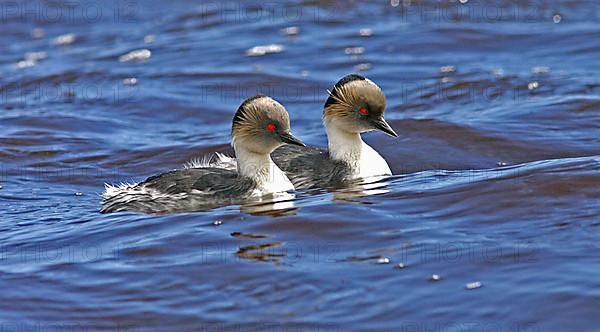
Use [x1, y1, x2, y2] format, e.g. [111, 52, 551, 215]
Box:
[1, 0, 599, 331]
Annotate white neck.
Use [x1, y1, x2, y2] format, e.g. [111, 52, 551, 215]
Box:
[324, 120, 392, 179]
[325, 121, 363, 165]
[233, 144, 294, 194]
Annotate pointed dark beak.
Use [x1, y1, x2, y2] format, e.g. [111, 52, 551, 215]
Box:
[279, 132, 306, 147]
[371, 117, 398, 137]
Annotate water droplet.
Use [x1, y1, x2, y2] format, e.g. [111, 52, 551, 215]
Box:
[246, 44, 285, 57]
[119, 49, 152, 62]
[459, 0, 468, 3]
[528, 81, 539, 90]
[344, 47, 364, 55]
[25, 52, 47, 62]
[440, 65, 456, 74]
[531, 66, 550, 74]
[31, 28, 45, 39]
[355, 63, 371, 71]
[75, 192, 83, 196]
[497, 161, 508, 167]
[144, 34, 156, 44]
[466, 281, 482, 289]
[53, 33, 76, 46]
[395, 263, 406, 269]
[431, 274, 441, 281]
[553, 14, 562, 23]
[16, 59, 36, 69]
[390, 0, 400, 7]
[213, 220, 223, 226]
[376, 257, 390, 264]
[281, 26, 299, 36]
[123, 78, 138, 86]
[359, 28, 373, 37]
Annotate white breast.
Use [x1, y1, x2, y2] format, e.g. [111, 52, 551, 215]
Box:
[256, 164, 295, 195]
[354, 142, 392, 179]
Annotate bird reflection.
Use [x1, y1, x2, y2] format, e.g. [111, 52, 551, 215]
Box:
[331, 176, 391, 203]
[239, 191, 298, 216]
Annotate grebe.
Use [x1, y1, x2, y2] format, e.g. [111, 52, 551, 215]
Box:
[271, 74, 397, 189]
[101, 95, 305, 213]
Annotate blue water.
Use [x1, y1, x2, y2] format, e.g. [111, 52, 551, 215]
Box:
[1, 0, 599, 331]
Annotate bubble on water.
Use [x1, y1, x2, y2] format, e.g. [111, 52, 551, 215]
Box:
[390, 0, 400, 7]
[75, 192, 83, 196]
[344, 46, 364, 55]
[531, 66, 550, 74]
[281, 26, 299, 36]
[395, 263, 406, 269]
[144, 34, 156, 44]
[355, 63, 371, 71]
[31, 28, 45, 39]
[528, 81, 539, 90]
[53, 33, 76, 46]
[25, 52, 47, 62]
[376, 257, 390, 264]
[119, 49, 152, 62]
[123, 78, 138, 85]
[16, 59, 36, 69]
[431, 274, 441, 281]
[213, 220, 223, 226]
[301, 70, 310, 77]
[440, 65, 456, 74]
[246, 44, 285, 57]
[553, 14, 562, 23]
[493, 68, 504, 77]
[359, 28, 373, 37]
[497, 161, 508, 167]
[459, 0, 468, 4]
[466, 281, 482, 290]
[0, 185, 3, 189]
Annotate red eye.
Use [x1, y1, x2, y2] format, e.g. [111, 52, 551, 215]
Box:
[266, 123, 277, 133]
[359, 107, 369, 115]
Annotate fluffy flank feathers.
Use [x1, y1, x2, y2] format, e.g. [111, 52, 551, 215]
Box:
[102, 182, 138, 200]
[184, 152, 236, 170]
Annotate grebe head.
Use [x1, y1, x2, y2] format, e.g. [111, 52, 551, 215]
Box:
[323, 74, 397, 137]
[232, 95, 305, 154]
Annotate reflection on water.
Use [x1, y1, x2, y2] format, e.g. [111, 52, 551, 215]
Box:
[331, 176, 392, 202]
[240, 191, 298, 216]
